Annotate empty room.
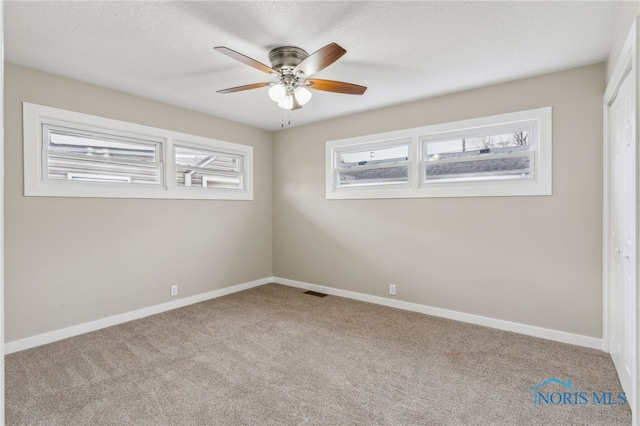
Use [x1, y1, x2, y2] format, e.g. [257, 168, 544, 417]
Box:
[3, 1, 640, 425]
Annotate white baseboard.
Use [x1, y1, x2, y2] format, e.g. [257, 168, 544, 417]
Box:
[6, 276, 603, 354]
[4, 277, 272, 354]
[273, 277, 604, 351]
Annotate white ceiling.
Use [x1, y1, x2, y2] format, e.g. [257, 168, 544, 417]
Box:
[5, 1, 623, 131]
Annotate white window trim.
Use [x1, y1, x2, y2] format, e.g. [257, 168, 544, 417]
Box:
[326, 107, 552, 199]
[23, 103, 253, 200]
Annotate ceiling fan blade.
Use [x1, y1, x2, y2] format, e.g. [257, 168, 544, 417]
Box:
[305, 79, 367, 95]
[293, 43, 346, 77]
[216, 82, 273, 94]
[214, 46, 277, 75]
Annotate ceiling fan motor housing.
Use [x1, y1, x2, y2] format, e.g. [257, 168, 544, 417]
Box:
[268, 46, 309, 75]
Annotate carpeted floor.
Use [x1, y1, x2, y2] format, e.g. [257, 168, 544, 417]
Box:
[5, 283, 632, 425]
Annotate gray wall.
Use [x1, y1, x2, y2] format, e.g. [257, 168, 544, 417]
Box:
[273, 63, 605, 338]
[5, 64, 273, 342]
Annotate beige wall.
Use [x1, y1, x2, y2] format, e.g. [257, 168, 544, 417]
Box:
[4, 64, 273, 342]
[273, 63, 605, 338]
[5, 62, 606, 343]
[606, 3, 639, 80]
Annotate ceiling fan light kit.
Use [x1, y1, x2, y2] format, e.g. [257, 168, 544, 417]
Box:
[268, 82, 312, 110]
[214, 43, 367, 112]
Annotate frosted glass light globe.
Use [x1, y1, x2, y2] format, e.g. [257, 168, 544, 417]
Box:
[294, 87, 312, 105]
[268, 83, 286, 102]
[278, 94, 294, 110]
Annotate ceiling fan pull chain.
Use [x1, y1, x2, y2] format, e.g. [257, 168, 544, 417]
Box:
[288, 109, 291, 126]
[281, 108, 284, 128]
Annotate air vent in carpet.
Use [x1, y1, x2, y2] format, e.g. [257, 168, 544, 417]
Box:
[303, 290, 328, 298]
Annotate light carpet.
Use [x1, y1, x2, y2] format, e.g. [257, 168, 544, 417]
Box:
[5, 283, 631, 425]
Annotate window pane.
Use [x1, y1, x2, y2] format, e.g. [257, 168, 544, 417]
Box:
[337, 142, 410, 187]
[47, 156, 160, 183]
[425, 131, 529, 160]
[339, 165, 409, 187]
[175, 146, 241, 172]
[423, 130, 532, 183]
[340, 145, 409, 167]
[425, 155, 531, 182]
[45, 127, 161, 184]
[48, 131, 157, 161]
[175, 145, 244, 190]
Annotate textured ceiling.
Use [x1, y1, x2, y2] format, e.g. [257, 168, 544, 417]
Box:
[5, 1, 623, 131]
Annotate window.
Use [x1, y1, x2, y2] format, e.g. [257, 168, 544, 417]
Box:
[23, 103, 253, 200]
[335, 139, 410, 188]
[43, 123, 163, 185]
[326, 107, 551, 199]
[174, 144, 244, 190]
[421, 122, 536, 184]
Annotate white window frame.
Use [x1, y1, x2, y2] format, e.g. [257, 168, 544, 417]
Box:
[171, 140, 246, 191]
[23, 103, 253, 200]
[326, 107, 552, 199]
[333, 137, 412, 190]
[419, 119, 537, 186]
[41, 120, 165, 188]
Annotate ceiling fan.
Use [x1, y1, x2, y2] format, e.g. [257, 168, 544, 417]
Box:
[214, 43, 367, 110]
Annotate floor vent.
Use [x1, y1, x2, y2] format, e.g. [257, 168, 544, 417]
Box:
[303, 290, 328, 298]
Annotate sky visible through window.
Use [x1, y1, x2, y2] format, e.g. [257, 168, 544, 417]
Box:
[426, 131, 529, 160]
[340, 145, 408, 165]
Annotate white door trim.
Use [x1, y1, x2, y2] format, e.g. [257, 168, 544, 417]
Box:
[603, 16, 639, 424]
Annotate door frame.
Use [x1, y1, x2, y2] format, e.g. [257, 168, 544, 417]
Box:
[603, 16, 639, 424]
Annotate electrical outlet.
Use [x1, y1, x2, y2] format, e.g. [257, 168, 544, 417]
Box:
[170, 285, 178, 297]
[389, 284, 396, 295]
